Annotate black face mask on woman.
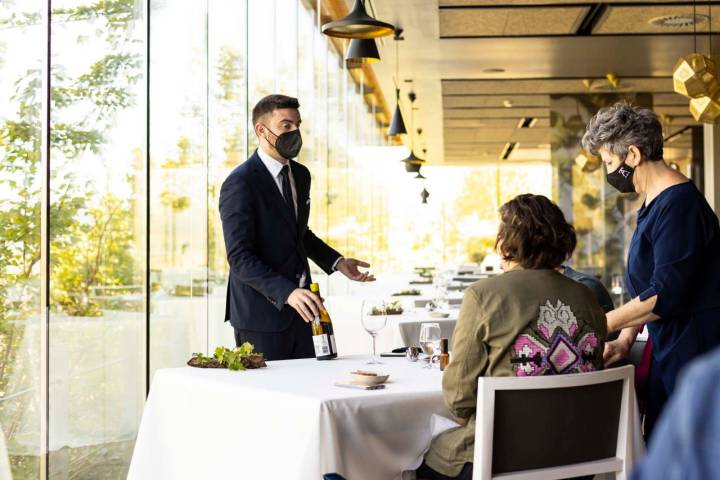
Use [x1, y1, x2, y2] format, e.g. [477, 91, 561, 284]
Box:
[606, 160, 636, 193]
[263, 126, 302, 159]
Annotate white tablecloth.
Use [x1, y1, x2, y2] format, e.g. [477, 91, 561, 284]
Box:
[128, 356, 645, 480]
[394, 309, 459, 349]
[128, 356, 453, 480]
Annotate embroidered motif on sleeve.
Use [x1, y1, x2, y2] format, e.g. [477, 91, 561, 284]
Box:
[510, 299, 599, 376]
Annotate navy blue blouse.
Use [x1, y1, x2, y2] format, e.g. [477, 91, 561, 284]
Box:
[626, 182, 720, 393]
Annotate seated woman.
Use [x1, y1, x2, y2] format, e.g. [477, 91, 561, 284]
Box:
[418, 194, 607, 480]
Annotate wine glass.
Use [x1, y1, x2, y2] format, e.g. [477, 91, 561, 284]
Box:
[361, 299, 388, 364]
[433, 270, 451, 309]
[418, 322, 441, 368]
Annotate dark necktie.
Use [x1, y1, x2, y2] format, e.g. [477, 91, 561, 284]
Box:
[279, 165, 296, 221]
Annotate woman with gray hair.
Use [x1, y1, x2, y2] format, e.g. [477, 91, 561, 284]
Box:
[582, 102, 720, 440]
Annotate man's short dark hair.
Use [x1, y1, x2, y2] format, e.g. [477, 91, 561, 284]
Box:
[496, 194, 577, 270]
[252, 94, 300, 125]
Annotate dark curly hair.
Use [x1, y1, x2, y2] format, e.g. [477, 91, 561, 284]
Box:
[495, 194, 577, 270]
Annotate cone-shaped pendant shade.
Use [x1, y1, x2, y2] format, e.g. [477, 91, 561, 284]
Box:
[345, 38, 380, 66]
[404, 159, 422, 173]
[322, 0, 395, 39]
[414, 171, 426, 179]
[401, 149, 425, 164]
[421, 188, 430, 204]
[388, 103, 407, 136]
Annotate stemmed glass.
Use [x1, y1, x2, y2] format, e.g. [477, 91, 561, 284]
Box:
[361, 299, 388, 364]
[419, 322, 442, 368]
[432, 270, 451, 311]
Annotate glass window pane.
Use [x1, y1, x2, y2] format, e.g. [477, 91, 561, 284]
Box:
[309, 26, 330, 285]
[207, 0, 246, 349]
[247, 0, 276, 153]
[149, 0, 208, 376]
[275, 0, 298, 97]
[48, 0, 147, 477]
[0, 1, 44, 477]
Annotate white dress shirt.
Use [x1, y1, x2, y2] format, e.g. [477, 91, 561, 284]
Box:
[257, 145, 298, 218]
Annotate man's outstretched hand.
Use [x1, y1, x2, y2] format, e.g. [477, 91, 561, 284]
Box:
[337, 258, 376, 282]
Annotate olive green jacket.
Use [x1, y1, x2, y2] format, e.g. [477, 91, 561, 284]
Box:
[425, 268, 607, 476]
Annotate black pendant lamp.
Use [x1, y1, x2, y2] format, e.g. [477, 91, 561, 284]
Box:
[388, 89, 407, 136]
[345, 39, 380, 67]
[322, 0, 395, 39]
[414, 170, 426, 179]
[420, 188, 430, 204]
[404, 155, 422, 173]
[388, 29, 407, 137]
[401, 92, 425, 166]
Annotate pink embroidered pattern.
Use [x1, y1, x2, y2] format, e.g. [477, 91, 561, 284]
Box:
[510, 300, 600, 376]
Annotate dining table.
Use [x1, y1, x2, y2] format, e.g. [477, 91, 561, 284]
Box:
[324, 294, 461, 356]
[127, 356, 456, 480]
[128, 354, 646, 480]
[394, 309, 460, 350]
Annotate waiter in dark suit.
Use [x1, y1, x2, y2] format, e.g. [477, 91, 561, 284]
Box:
[219, 94, 375, 361]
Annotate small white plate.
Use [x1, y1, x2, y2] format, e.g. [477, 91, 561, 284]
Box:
[350, 371, 390, 386]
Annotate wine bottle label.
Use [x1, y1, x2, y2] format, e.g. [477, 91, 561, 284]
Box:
[313, 333, 331, 357]
[329, 334, 337, 355]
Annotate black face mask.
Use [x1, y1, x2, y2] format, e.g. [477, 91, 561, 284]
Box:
[606, 161, 636, 193]
[264, 126, 302, 159]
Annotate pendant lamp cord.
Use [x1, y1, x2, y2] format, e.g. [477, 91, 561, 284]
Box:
[694, 0, 698, 53]
[409, 97, 414, 150]
[395, 32, 400, 91]
[709, 0, 713, 58]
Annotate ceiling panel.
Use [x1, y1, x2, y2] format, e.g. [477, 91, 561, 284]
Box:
[444, 145, 506, 157]
[596, 5, 720, 35]
[439, 77, 692, 163]
[444, 126, 514, 141]
[444, 107, 549, 118]
[445, 143, 506, 151]
[654, 105, 697, 117]
[659, 116, 698, 127]
[442, 77, 674, 95]
[439, 6, 588, 37]
[444, 117, 551, 128]
[445, 127, 548, 143]
[366, 0, 705, 165]
[443, 95, 550, 108]
[653, 92, 692, 106]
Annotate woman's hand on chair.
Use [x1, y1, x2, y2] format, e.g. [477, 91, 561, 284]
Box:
[603, 338, 631, 367]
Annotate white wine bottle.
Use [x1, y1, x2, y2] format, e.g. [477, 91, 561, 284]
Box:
[309, 282, 337, 360]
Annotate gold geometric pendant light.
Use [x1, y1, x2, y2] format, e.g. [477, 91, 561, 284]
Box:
[674, 0, 720, 122]
[673, 53, 720, 98]
[690, 95, 720, 122]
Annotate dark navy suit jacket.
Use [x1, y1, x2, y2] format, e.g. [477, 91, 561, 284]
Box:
[219, 151, 341, 332]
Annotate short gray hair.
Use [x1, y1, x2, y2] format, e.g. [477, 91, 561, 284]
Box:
[581, 103, 663, 161]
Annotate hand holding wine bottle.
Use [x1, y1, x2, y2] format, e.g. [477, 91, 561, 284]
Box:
[287, 288, 324, 323]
